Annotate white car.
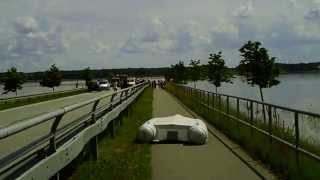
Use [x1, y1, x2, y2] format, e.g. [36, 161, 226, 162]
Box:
[128, 78, 136, 86]
[98, 80, 111, 90]
[137, 114, 208, 144]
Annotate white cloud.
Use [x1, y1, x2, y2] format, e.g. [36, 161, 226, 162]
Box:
[233, 1, 254, 18]
[1, 0, 320, 71]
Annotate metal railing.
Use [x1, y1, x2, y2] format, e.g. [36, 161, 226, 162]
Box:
[0, 82, 148, 180]
[168, 83, 320, 178]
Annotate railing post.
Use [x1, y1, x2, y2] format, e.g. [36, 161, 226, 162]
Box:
[207, 92, 210, 115]
[236, 98, 240, 139]
[250, 101, 253, 136]
[268, 105, 273, 160]
[49, 114, 64, 180]
[294, 112, 300, 168]
[89, 100, 100, 161]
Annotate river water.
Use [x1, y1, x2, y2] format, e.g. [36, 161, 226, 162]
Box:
[187, 73, 320, 144]
[188, 73, 320, 113]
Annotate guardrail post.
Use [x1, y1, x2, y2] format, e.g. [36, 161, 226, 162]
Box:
[49, 114, 64, 180]
[294, 112, 300, 168]
[89, 100, 100, 161]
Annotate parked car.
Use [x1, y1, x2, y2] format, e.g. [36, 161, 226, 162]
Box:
[128, 77, 136, 86]
[87, 80, 100, 91]
[98, 80, 111, 90]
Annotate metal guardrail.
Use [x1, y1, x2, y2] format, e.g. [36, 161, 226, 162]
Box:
[169, 84, 320, 170]
[0, 88, 85, 102]
[0, 82, 148, 180]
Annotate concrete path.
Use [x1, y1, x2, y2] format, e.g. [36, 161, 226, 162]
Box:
[0, 90, 114, 157]
[151, 88, 276, 180]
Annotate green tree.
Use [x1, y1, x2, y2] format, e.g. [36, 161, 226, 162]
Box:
[239, 41, 280, 121]
[207, 52, 233, 93]
[81, 67, 93, 86]
[189, 59, 201, 88]
[40, 64, 62, 92]
[2, 67, 25, 96]
[238, 41, 280, 102]
[170, 61, 187, 83]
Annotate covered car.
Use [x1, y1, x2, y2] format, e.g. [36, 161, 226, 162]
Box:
[137, 114, 208, 144]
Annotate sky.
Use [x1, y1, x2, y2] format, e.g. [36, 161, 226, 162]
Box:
[1, 0, 320, 72]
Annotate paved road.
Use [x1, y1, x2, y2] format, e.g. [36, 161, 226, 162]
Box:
[151, 88, 276, 180]
[0, 90, 114, 157]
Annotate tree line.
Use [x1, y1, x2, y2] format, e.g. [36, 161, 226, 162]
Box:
[166, 40, 280, 105]
[0, 65, 169, 95]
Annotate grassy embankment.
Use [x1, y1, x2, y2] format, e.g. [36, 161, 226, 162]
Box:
[69, 87, 153, 180]
[0, 89, 86, 111]
[167, 83, 320, 180]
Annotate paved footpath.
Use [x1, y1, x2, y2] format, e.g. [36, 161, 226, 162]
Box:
[151, 88, 277, 180]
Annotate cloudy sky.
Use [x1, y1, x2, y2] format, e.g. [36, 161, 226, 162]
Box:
[0, 0, 320, 72]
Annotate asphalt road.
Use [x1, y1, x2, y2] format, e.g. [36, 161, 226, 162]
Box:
[151, 88, 276, 180]
[0, 90, 114, 157]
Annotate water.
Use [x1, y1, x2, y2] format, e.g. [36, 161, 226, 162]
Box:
[187, 73, 320, 144]
[188, 73, 320, 113]
[0, 80, 86, 99]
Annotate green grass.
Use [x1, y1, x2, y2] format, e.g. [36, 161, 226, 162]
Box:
[68, 87, 153, 180]
[167, 83, 320, 180]
[0, 89, 86, 111]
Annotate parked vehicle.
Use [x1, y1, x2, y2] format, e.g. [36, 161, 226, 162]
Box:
[87, 80, 100, 91]
[98, 80, 111, 90]
[128, 77, 136, 86]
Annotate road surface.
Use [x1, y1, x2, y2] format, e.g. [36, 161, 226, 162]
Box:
[151, 88, 276, 180]
[0, 90, 114, 157]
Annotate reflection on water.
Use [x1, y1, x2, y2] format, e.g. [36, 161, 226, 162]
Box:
[0, 81, 85, 99]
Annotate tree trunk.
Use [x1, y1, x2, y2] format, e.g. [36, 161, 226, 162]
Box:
[53, 87, 55, 92]
[215, 86, 218, 93]
[15, 90, 17, 96]
[193, 81, 196, 88]
[259, 86, 266, 123]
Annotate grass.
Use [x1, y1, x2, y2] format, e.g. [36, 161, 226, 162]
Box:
[167, 83, 320, 180]
[68, 87, 153, 180]
[0, 89, 86, 111]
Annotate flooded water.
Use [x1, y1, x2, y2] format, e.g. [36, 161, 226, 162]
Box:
[0, 80, 86, 99]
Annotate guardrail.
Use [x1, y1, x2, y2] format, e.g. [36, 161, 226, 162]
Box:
[168, 83, 320, 179]
[0, 82, 148, 180]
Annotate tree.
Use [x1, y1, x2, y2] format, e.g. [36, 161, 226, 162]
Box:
[170, 61, 188, 83]
[239, 41, 280, 121]
[2, 67, 25, 96]
[40, 64, 62, 92]
[238, 41, 280, 102]
[189, 59, 201, 88]
[207, 52, 233, 93]
[81, 67, 93, 86]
